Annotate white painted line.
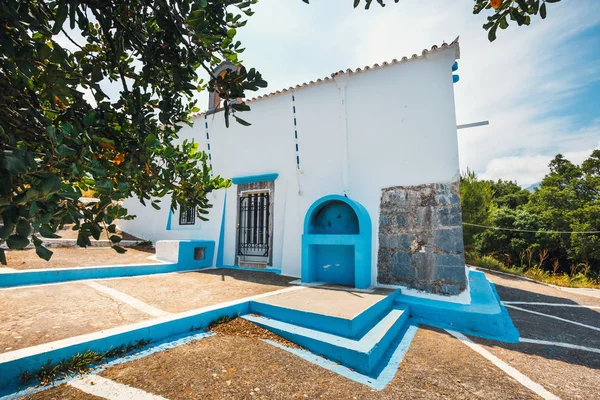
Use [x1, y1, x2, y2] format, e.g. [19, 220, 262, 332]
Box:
[84, 280, 171, 318]
[503, 301, 600, 309]
[0, 285, 305, 363]
[519, 338, 600, 354]
[68, 375, 168, 399]
[446, 330, 560, 400]
[505, 304, 600, 332]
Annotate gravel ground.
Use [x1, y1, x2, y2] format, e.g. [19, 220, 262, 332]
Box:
[12, 268, 600, 399]
[208, 317, 302, 349]
[2, 246, 157, 270]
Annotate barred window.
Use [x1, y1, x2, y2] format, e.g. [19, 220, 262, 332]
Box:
[179, 207, 196, 225]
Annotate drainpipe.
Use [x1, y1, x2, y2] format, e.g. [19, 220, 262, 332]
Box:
[334, 74, 351, 196]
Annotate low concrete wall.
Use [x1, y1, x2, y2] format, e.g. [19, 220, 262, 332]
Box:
[377, 181, 467, 295]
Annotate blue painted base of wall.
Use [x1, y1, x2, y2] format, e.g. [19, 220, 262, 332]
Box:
[395, 270, 520, 343]
[0, 262, 191, 289]
[0, 240, 216, 289]
[217, 265, 282, 274]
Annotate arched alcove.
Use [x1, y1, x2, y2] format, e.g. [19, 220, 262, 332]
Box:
[301, 195, 372, 289]
[307, 200, 359, 235]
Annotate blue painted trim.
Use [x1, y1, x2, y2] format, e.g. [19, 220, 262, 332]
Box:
[301, 195, 372, 289]
[231, 173, 279, 185]
[0, 262, 187, 289]
[395, 270, 520, 343]
[262, 324, 418, 390]
[2, 331, 214, 399]
[452, 61, 459, 71]
[244, 306, 409, 376]
[215, 193, 227, 267]
[166, 209, 173, 230]
[248, 289, 400, 339]
[217, 265, 281, 275]
[0, 240, 215, 288]
[453, 74, 460, 83]
[0, 302, 249, 393]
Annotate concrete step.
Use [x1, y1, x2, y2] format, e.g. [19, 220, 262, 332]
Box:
[243, 305, 409, 376]
[248, 289, 399, 338]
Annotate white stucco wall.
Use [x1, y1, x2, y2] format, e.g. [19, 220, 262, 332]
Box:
[120, 45, 460, 282]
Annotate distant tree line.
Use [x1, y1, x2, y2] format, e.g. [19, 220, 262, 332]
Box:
[461, 150, 600, 280]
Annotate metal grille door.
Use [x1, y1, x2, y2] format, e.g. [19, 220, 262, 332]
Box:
[238, 192, 270, 257]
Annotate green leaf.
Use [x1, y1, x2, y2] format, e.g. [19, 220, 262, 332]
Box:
[109, 235, 122, 243]
[233, 115, 251, 126]
[488, 23, 498, 42]
[39, 224, 60, 238]
[0, 221, 14, 240]
[112, 245, 127, 254]
[16, 219, 32, 237]
[35, 244, 53, 261]
[53, 0, 68, 35]
[6, 234, 29, 249]
[540, 2, 547, 18]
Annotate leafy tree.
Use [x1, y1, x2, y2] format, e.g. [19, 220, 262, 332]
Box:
[306, 0, 562, 41]
[490, 179, 530, 209]
[474, 0, 562, 41]
[460, 169, 495, 247]
[0, 0, 267, 264]
[474, 206, 543, 265]
[463, 152, 600, 276]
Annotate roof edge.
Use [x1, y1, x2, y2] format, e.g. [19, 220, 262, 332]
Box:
[192, 37, 460, 120]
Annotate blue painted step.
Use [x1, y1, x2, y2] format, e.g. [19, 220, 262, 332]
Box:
[248, 289, 400, 339]
[244, 305, 409, 376]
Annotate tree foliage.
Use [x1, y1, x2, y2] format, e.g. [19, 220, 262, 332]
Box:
[0, 0, 267, 264]
[461, 150, 600, 276]
[310, 0, 562, 41]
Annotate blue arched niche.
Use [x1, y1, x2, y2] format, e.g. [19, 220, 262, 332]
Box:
[301, 195, 372, 289]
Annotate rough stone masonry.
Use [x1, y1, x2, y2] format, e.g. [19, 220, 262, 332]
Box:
[377, 182, 467, 295]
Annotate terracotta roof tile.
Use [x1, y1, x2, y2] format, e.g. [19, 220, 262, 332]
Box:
[191, 37, 459, 119]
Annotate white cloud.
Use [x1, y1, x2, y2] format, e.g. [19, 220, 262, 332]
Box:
[235, 0, 600, 186]
[480, 142, 600, 186]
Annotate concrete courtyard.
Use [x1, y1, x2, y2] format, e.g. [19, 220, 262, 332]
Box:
[1, 267, 598, 399]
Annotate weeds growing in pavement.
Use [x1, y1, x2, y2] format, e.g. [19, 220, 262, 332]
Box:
[19, 339, 152, 387]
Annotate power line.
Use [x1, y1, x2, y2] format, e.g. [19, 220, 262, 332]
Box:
[462, 222, 600, 235]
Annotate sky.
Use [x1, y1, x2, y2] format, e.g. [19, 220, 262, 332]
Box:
[59, 0, 600, 187]
[201, 0, 600, 187]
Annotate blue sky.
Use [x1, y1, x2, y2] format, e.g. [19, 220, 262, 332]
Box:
[63, 0, 600, 187]
[215, 0, 600, 186]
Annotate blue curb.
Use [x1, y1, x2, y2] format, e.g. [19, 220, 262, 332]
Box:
[0, 303, 248, 393]
[395, 270, 520, 343]
[262, 324, 419, 390]
[0, 262, 193, 289]
[1, 331, 214, 399]
[217, 265, 282, 274]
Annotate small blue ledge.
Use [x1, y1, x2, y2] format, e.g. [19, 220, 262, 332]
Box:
[395, 270, 520, 343]
[218, 265, 281, 274]
[231, 173, 279, 185]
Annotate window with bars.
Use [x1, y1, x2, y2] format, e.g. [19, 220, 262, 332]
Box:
[179, 207, 196, 225]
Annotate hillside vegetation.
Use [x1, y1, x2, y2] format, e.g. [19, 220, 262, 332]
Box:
[461, 150, 600, 288]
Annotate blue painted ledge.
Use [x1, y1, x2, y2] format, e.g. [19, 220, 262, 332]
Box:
[395, 270, 520, 343]
[218, 265, 281, 274]
[0, 302, 249, 395]
[231, 173, 279, 185]
[0, 262, 196, 289]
